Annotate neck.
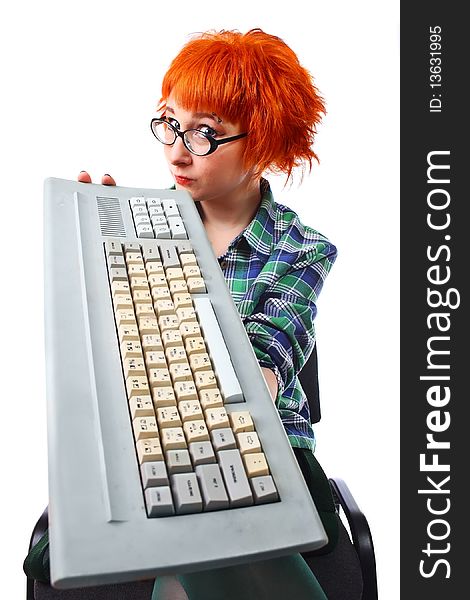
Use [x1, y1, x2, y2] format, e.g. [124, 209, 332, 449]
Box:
[198, 176, 262, 231]
[198, 176, 263, 258]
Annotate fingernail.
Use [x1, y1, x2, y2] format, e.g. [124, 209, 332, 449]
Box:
[104, 174, 111, 177]
[80, 170, 86, 173]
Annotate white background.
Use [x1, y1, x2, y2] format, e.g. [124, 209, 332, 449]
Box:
[1, 1, 399, 597]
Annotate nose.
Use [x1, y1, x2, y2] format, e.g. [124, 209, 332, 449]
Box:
[166, 135, 192, 165]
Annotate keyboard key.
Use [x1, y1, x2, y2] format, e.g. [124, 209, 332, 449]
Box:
[237, 431, 262, 454]
[136, 437, 163, 463]
[126, 376, 150, 397]
[218, 449, 253, 507]
[173, 292, 193, 309]
[178, 400, 203, 422]
[161, 246, 180, 268]
[130, 196, 146, 208]
[176, 307, 197, 323]
[129, 396, 155, 419]
[199, 388, 224, 409]
[182, 265, 201, 279]
[195, 464, 229, 510]
[250, 476, 279, 504]
[168, 216, 187, 239]
[141, 461, 169, 488]
[132, 205, 148, 217]
[171, 473, 203, 514]
[161, 427, 187, 451]
[243, 452, 270, 477]
[174, 381, 198, 402]
[229, 411, 254, 433]
[142, 245, 162, 262]
[177, 242, 193, 255]
[148, 368, 172, 388]
[121, 341, 143, 359]
[152, 387, 177, 407]
[105, 239, 124, 255]
[193, 298, 243, 403]
[115, 309, 136, 326]
[156, 406, 182, 428]
[165, 346, 188, 364]
[146, 197, 162, 208]
[151, 215, 168, 228]
[137, 226, 154, 240]
[145, 487, 175, 517]
[211, 428, 236, 451]
[159, 313, 179, 329]
[154, 225, 171, 239]
[166, 267, 184, 282]
[205, 407, 229, 430]
[118, 324, 139, 342]
[183, 419, 209, 442]
[162, 199, 180, 217]
[194, 370, 217, 391]
[141, 334, 163, 352]
[111, 281, 131, 296]
[107, 254, 126, 270]
[109, 267, 128, 282]
[169, 280, 189, 294]
[134, 304, 155, 319]
[145, 350, 167, 369]
[169, 362, 192, 382]
[166, 449, 193, 474]
[148, 205, 164, 217]
[179, 322, 201, 340]
[138, 317, 159, 334]
[185, 336, 206, 355]
[123, 357, 146, 376]
[113, 294, 133, 310]
[189, 441, 216, 466]
[187, 278, 206, 293]
[179, 252, 197, 267]
[189, 353, 211, 372]
[133, 416, 158, 440]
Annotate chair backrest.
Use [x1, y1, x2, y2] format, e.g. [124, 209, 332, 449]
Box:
[298, 344, 321, 424]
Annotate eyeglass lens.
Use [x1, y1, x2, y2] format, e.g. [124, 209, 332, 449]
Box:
[152, 121, 212, 156]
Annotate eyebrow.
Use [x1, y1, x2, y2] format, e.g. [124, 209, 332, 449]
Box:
[165, 106, 222, 123]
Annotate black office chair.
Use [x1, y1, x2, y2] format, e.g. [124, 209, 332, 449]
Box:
[25, 346, 377, 600]
[297, 345, 378, 600]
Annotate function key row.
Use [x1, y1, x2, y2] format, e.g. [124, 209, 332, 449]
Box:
[129, 196, 187, 239]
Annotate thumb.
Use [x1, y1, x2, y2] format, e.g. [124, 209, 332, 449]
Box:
[102, 174, 117, 186]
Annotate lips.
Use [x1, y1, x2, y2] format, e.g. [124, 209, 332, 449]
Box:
[174, 175, 194, 186]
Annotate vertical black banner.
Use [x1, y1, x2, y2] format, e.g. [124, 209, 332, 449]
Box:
[401, 3, 468, 597]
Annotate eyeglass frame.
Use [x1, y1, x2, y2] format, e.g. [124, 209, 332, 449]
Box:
[150, 117, 248, 156]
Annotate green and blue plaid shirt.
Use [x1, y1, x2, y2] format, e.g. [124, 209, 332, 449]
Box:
[214, 180, 337, 452]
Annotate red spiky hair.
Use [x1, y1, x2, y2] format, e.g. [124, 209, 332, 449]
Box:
[159, 29, 325, 181]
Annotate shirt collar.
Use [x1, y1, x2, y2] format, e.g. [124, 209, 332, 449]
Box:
[170, 178, 277, 259]
[235, 178, 276, 259]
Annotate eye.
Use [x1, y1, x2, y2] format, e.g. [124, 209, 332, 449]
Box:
[165, 116, 180, 130]
[198, 124, 217, 137]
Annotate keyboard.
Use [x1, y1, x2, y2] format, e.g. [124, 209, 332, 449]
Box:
[44, 177, 327, 589]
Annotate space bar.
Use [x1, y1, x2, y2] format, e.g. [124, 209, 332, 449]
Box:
[193, 297, 243, 403]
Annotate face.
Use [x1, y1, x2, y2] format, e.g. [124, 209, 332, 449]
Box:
[161, 95, 255, 204]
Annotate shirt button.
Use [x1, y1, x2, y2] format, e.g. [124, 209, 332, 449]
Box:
[219, 260, 228, 270]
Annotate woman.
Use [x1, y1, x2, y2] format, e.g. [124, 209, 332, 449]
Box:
[81, 28, 336, 454]
[80, 28, 337, 599]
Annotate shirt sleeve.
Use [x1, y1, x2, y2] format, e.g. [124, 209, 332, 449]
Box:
[242, 241, 337, 398]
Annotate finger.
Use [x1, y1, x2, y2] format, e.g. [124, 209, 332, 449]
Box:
[102, 174, 116, 186]
[78, 171, 92, 183]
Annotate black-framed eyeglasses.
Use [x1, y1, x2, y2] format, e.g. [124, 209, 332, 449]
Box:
[150, 118, 248, 156]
